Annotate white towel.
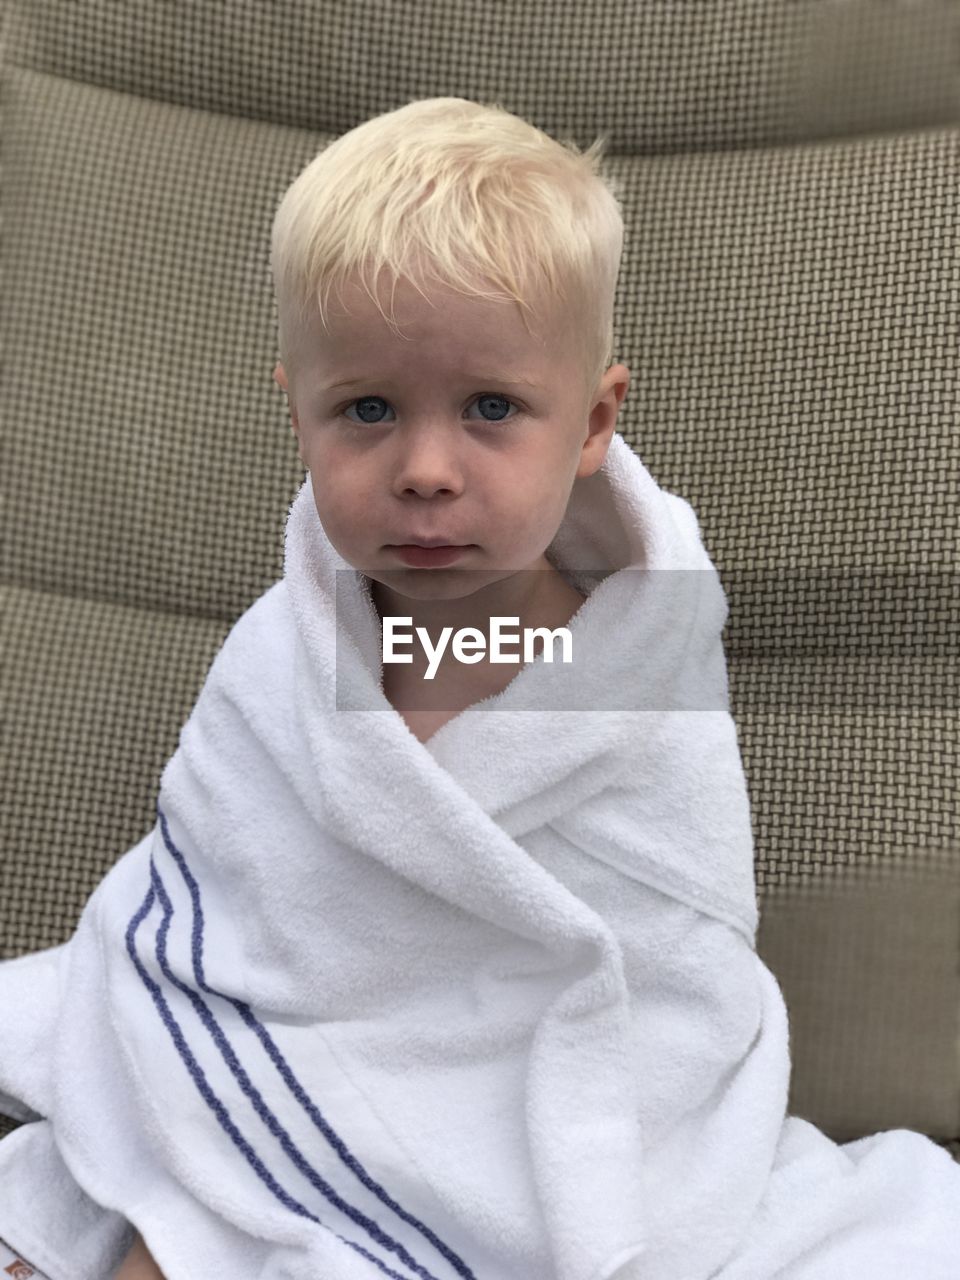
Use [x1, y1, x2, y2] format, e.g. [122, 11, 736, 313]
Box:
[1, 430, 959, 1280]
[0, 1233, 53, 1279]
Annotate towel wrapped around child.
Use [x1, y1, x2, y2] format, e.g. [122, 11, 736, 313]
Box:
[1, 431, 958, 1280]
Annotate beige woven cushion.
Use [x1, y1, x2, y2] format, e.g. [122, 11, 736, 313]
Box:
[757, 848, 960, 1143]
[1, 2, 957, 1147]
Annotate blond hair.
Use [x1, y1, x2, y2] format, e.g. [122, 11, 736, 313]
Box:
[270, 97, 625, 404]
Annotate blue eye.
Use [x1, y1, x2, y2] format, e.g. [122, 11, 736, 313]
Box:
[471, 393, 514, 422]
[345, 396, 393, 424]
[342, 393, 518, 425]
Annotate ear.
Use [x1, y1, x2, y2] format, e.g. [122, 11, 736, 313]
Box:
[576, 363, 630, 479]
[274, 362, 303, 461]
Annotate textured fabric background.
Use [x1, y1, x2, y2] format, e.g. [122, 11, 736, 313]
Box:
[1, 0, 957, 1150]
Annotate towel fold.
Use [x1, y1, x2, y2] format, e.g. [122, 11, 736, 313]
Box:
[2, 430, 959, 1280]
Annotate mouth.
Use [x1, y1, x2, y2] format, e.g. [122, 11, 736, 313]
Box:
[388, 544, 474, 568]
[390, 537, 467, 548]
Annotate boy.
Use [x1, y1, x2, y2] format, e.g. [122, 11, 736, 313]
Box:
[113, 94, 629, 1279]
[4, 94, 960, 1280]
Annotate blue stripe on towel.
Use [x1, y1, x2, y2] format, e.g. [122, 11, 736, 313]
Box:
[156, 819, 475, 1279]
[120, 805, 477, 1280]
[125, 869, 423, 1280]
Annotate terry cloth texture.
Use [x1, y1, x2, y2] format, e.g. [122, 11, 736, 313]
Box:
[0, 432, 959, 1280]
[0, 1235, 53, 1280]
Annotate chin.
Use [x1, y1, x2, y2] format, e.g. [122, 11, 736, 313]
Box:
[369, 565, 521, 602]
[371, 571, 485, 599]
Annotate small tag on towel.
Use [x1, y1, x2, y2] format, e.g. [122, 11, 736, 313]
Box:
[0, 1238, 51, 1279]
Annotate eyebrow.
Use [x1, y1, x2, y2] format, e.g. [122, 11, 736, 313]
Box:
[324, 374, 543, 391]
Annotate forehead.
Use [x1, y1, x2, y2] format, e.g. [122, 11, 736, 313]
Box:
[306, 273, 575, 372]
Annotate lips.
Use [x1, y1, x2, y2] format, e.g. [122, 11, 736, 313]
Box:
[391, 538, 464, 548]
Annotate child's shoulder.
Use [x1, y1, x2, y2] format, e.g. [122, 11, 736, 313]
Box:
[228, 579, 290, 637]
[207, 580, 295, 682]
[660, 488, 703, 542]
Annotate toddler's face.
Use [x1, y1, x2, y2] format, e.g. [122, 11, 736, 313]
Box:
[274, 272, 628, 606]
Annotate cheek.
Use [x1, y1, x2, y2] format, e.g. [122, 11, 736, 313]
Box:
[311, 472, 375, 539]
[310, 497, 365, 565]
[504, 488, 559, 546]
[520, 474, 575, 541]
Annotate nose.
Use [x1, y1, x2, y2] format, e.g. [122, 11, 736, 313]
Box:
[391, 423, 466, 498]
